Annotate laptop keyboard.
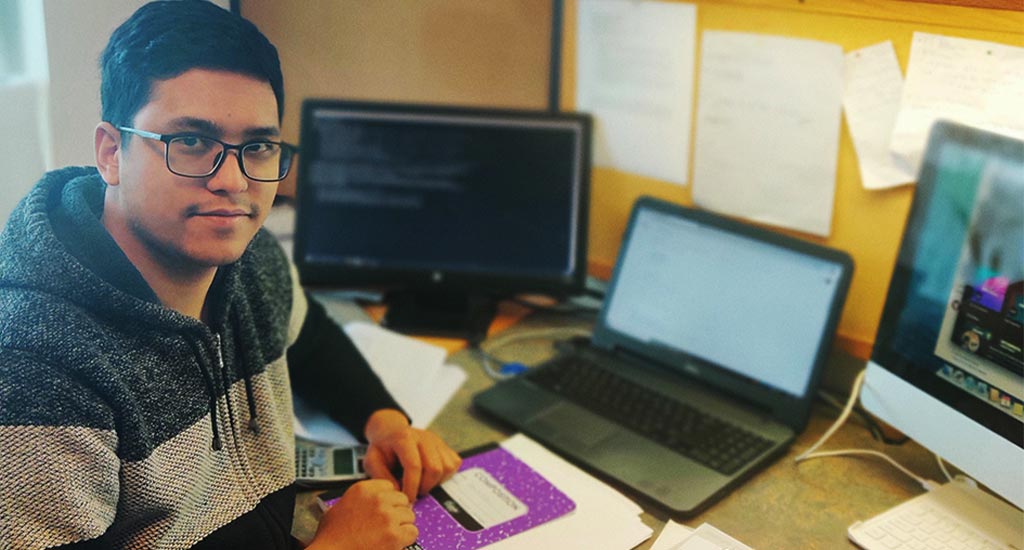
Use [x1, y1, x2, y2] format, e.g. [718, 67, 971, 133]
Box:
[527, 356, 774, 476]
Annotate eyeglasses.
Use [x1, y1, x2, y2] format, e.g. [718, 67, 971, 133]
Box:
[118, 126, 297, 182]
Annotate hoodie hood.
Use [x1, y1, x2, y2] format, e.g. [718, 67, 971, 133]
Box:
[0, 167, 176, 326]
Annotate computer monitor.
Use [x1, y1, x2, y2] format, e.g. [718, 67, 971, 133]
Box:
[862, 121, 1023, 509]
[293, 100, 591, 340]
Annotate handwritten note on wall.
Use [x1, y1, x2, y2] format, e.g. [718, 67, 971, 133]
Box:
[890, 32, 1024, 175]
[692, 31, 844, 237]
[576, 0, 697, 186]
[843, 41, 916, 190]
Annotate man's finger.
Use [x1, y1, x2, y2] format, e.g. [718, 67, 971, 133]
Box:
[394, 505, 416, 525]
[396, 440, 422, 502]
[363, 446, 399, 490]
[377, 487, 411, 507]
[441, 448, 462, 483]
[418, 439, 445, 494]
[397, 524, 420, 547]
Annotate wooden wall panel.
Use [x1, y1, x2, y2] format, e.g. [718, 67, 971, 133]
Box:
[241, 0, 554, 195]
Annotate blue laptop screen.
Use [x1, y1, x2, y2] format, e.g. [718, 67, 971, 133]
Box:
[604, 207, 846, 397]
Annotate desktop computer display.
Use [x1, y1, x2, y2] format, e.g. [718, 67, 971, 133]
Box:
[293, 100, 591, 339]
[862, 121, 1023, 510]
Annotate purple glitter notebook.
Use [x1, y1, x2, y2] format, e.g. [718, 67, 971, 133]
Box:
[409, 443, 576, 550]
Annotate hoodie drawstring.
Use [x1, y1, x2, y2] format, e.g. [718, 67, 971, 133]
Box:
[218, 324, 263, 437]
[188, 316, 264, 450]
[187, 338, 223, 451]
[213, 333, 242, 443]
[241, 375, 261, 435]
[230, 301, 265, 437]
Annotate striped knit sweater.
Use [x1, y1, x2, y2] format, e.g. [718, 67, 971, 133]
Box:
[0, 167, 401, 549]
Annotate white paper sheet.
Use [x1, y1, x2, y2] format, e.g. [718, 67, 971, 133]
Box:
[843, 41, 916, 190]
[292, 322, 466, 445]
[890, 32, 1024, 175]
[692, 31, 844, 237]
[344, 322, 466, 430]
[576, 0, 697, 185]
[651, 520, 696, 550]
[344, 321, 447, 402]
[669, 524, 754, 550]
[485, 434, 653, 549]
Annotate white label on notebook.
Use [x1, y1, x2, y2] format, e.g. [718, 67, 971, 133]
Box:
[439, 468, 528, 529]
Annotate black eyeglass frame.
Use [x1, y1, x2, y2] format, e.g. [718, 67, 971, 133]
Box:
[117, 126, 298, 182]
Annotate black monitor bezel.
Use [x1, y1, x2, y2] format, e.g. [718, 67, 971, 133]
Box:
[292, 99, 592, 299]
[870, 121, 1024, 448]
[592, 196, 855, 431]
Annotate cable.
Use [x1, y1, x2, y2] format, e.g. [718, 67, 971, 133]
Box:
[511, 296, 601, 315]
[796, 369, 867, 461]
[475, 349, 514, 381]
[484, 326, 591, 349]
[802, 449, 937, 491]
[817, 389, 884, 440]
[817, 388, 908, 445]
[471, 327, 592, 381]
[795, 369, 939, 492]
[935, 454, 954, 483]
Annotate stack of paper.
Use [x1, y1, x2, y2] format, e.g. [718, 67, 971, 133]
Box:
[651, 521, 753, 550]
[484, 434, 653, 549]
[842, 33, 1023, 189]
[293, 321, 466, 444]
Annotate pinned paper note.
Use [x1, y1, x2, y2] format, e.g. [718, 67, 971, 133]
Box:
[576, 0, 697, 185]
[843, 41, 916, 189]
[890, 32, 1024, 175]
[692, 31, 844, 237]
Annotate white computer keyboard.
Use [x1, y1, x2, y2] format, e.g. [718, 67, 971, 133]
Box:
[848, 479, 1023, 550]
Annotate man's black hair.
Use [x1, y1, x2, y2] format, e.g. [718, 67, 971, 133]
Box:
[100, 0, 284, 129]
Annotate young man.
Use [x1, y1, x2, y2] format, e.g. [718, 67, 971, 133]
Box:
[0, 2, 460, 548]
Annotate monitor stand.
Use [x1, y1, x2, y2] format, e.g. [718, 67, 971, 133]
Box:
[381, 290, 498, 342]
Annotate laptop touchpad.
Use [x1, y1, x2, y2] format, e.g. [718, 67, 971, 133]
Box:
[525, 404, 618, 450]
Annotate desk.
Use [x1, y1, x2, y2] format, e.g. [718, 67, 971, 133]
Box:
[293, 308, 948, 549]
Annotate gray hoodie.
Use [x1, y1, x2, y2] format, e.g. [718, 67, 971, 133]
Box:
[0, 167, 400, 549]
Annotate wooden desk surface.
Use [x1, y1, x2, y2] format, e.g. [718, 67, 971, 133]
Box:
[294, 310, 946, 548]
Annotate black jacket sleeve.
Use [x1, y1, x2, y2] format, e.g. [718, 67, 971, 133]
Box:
[286, 293, 407, 440]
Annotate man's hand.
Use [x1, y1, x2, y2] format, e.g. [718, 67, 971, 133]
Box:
[363, 409, 462, 502]
[307, 479, 417, 550]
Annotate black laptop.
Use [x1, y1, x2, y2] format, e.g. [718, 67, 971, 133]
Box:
[474, 196, 853, 516]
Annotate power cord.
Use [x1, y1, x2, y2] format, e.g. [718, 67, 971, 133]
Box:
[795, 369, 941, 492]
[935, 453, 954, 483]
[471, 327, 593, 381]
[817, 388, 909, 445]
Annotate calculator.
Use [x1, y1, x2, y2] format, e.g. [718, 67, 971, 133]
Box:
[295, 440, 368, 486]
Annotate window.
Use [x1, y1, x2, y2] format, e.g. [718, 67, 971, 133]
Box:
[0, 1, 26, 81]
[1, 0, 47, 84]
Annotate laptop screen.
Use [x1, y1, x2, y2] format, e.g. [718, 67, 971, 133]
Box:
[604, 205, 846, 398]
